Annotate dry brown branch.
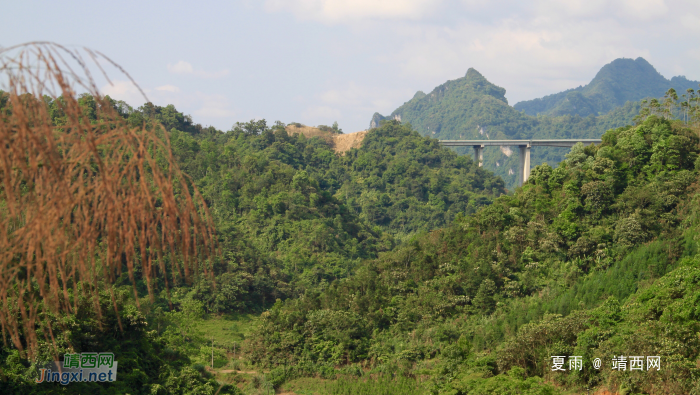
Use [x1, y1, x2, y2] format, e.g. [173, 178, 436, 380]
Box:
[0, 42, 216, 359]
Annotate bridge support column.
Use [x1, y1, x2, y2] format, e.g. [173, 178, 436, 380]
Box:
[518, 144, 531, 187]
[472, 145, 484, 167]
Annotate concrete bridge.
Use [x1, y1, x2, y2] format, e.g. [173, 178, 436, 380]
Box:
[438, 139, 602, 186]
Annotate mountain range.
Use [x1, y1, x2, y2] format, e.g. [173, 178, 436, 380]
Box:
[514, 57, 699, 117]
[369, 58, 699, 190]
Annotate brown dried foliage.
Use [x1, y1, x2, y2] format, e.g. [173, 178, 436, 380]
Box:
[0, 42, 216, 359]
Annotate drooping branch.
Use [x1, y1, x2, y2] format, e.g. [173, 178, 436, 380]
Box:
[0, 42, 216, 359]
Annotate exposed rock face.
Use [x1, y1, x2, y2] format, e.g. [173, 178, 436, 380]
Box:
[500, 146, 513, 157]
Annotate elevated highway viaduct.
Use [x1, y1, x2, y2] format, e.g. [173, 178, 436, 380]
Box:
[438, 139, 602, 186]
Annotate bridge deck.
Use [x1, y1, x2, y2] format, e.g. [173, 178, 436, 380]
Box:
[438, 139, 602, 147]
[437, 139, 603, 186]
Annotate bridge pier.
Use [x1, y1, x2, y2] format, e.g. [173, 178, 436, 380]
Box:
[437, 139, 602, 188]
[518, 144, 531, 187]
[472, 145, 484, 167]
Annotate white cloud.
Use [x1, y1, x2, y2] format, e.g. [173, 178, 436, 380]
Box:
[302, 105, 342, 120]
[319, 82, 410, 111]
[102, 81, 183, 108]
[265, 0, 442, 22]
[349, 1, 688, 104]
[545, 0, 609, 18]
[167, 61, 229, 79]
[102, 81, 235, 123]
[320, 82, 368, 106]
[193, 93, 236, 118]
[194, 106, 235, 118]
[261, 0, 699, 133]
[155, 84, 180, 93]
[167, 60, 194, 74]
[680, 14, 700, 32]
[101, 80, 149, 106]
[687, 47, 700, 62]
[619, 0, 668, 20]
[293, 82, 413, 131]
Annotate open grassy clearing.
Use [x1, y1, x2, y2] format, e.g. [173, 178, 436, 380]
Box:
[185, 313, 259, 371]
[278, 376, 424, 395]
[197, 312, 258, 348]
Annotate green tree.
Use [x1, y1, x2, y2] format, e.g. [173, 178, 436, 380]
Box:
[472, 279, 497, 314]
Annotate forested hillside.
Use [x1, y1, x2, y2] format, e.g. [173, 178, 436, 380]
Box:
[86, 97, 505, 307]
[3, 87, 700, 395]
[165, 112, 504, 308]
[0, 94, 503, 393]
[250, 115, 700, 394]
[514, 57, 700, 117]
[370, 58, 699, 191]
[370, 68, 643, 190]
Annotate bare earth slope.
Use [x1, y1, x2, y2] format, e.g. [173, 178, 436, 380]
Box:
[285, 125, 367, 153]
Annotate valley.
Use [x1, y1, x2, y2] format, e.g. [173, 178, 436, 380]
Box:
[2, 52, 700, 395]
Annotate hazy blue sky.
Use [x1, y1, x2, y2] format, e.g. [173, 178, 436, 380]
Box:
[2, 0, 699, 132]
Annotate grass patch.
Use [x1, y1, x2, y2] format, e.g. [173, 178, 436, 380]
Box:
[280, 376, 424, 395]
[189, 313, 259, 369]
[196, 312, 258, 349]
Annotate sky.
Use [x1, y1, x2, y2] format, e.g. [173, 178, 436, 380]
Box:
[2, 0, 699, 133]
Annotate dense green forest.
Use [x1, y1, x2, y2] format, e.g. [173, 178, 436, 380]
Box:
[248, 115, 700, 394]
[0, 94, 503, 394]
[370, 58, 700, 191]
[163, 103, 504, 304]
[2, 89, 700, 394]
